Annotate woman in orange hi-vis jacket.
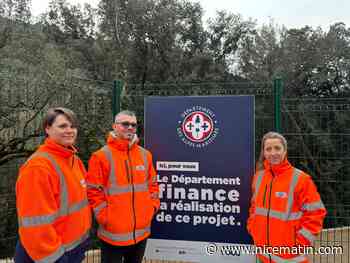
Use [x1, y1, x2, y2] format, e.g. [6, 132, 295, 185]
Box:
[15, 107, 91, 263]
[247, 131, 327, 263]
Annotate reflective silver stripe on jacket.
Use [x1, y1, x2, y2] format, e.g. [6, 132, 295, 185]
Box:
[19, 212, 58, 227]
[35, 230, 89, 263]
[260, 253, 307, 263]
[286, 169, 302, 218]
[64, 230, 89, 252]
[68, 198, 89, 214]
[35, 246, 64, 263]
[102, 146, 149, 196]
[254, 168, 303, 221]
[93, 201, 107, 217]
[107, 183, 149, 195]
[302, 200, 325, 211]
[102, 146, 118, 190]
[139, 146, 149, 179]
[298, 227, 316, 243]
[252, 170, 264, 201]
[98, 225, 151, 242]
[31, 152, 69, 215]
[255, 207, 303, 221]
[19, 198, 88, 227]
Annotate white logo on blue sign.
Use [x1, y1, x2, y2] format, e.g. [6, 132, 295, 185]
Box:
[177, 106, 219, 148]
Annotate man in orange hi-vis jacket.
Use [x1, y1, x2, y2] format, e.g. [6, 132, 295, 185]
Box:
[247, 131, 327, 263]
[86, 110, 160, 263]
[15, 107, 91, 263]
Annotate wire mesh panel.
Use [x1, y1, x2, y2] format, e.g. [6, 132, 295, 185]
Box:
[283, 97, 350, 262]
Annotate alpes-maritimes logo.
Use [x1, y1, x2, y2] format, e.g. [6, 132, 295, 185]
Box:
[177, 106, 219, 148]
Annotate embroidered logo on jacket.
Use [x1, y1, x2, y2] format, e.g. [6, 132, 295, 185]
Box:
[135, 165, 145, 171]
[275, 191, 287, 198]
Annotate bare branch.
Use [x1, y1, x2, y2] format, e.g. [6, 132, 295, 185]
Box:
[22, 90, 57, 137]
[0, 151, 32, 166]
[5, 101, 27, 109]
[113, 0, 121, 45]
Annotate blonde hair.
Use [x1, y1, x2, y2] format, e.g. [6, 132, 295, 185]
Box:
[257, 131, 287, 170]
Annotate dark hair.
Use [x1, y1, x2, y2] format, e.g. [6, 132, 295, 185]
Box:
[43, 107, 78, 136]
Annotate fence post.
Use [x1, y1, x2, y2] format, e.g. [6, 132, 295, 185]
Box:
[273, 77, 283, 133]
[112, 80, 123, 120]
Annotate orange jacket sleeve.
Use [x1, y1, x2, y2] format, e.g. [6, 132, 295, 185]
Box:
[296, 174, 327, 246]
[246, 172, 257, 235]
[16, 165, 62, 261]
[147, 151, 160, 212]
[86, 153, 109, 226]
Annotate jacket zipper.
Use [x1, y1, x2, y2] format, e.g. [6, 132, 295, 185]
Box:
[262, 185, 268, 207]
[266, 169, 275, 263]
[128, 148, 137, 243]
[125, 160, 130, 183]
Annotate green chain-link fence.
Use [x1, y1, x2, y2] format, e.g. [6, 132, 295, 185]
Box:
[0, 77, 349, 262]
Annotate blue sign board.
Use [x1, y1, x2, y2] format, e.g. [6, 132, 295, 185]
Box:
[144, 96, 255, 262]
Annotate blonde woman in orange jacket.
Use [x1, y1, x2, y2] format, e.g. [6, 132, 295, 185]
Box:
[15, 107, 91, 263]
[247, 132, 326, 263]
[86, 110, 159, 263]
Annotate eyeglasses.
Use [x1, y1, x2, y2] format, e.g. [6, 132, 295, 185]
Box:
[116, 121, 137, 129]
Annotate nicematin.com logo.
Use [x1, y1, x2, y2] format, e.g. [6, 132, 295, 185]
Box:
[177, 106, 219, 148]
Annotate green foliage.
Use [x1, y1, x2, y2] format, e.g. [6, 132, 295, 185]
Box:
[238, 22, 350, 96]
[0, 0, 350, 258]
[0, 0, 31, 22]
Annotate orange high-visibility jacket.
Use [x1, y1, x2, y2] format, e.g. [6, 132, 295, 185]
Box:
[16, 138, 92, 263]
[247, 159, 326, 263]
[86, 134, 160, 246]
